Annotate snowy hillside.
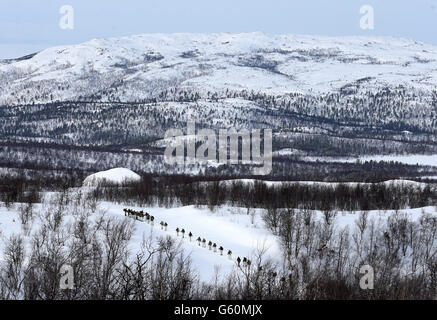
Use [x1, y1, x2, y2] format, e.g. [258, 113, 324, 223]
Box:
[71, 202, 437, 281]
[1, 190, 436, 282]
[1, 32, 437, 105]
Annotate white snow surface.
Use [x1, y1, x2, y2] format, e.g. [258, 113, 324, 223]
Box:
[83, 168, 141, 186]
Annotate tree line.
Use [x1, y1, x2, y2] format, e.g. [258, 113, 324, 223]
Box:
[92, 176, 437, 211]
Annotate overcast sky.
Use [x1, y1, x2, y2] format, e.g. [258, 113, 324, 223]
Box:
[0, 0, 436, 58]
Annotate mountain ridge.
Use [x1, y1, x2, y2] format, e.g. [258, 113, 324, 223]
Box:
[1, 32, 437, 106]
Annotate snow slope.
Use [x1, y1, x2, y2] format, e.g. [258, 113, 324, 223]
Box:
[83, 168, 141, 186]
[1, 192, 436, 282]
[0, 199, 282, 282]
[105, 203, 281, 281]
[102, 203, 437, 280]
[2, 33, 437, 105]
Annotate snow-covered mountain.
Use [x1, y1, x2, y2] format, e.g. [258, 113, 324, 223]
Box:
[1, 32, 437, 105]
